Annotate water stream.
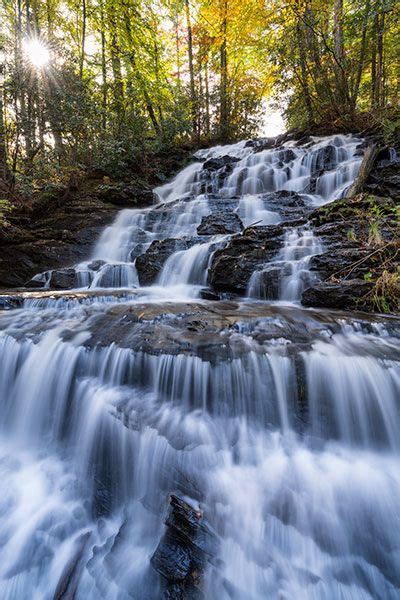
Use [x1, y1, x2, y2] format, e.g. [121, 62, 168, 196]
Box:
[1, 134, 399, 599]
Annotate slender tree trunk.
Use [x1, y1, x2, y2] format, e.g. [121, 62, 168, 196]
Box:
[351, 0, 371, 112]
[0, 64, 10, 182]
[376, 11, 384, 107]
[100, 2, 107, 131]
[333, 0, 347, 107]
[79, 0, 86, 79]
[219, 0, 229, 140]
[175, 16, 181, 84]
[184, 0, 197, 139]
[371, 11, 377, 107]
[122, 11, 161, 136]
[205, 60, 210, 137]
[296, 23, 314, 125]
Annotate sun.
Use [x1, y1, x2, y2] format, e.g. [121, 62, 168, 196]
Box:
[23, 39, 50, 69]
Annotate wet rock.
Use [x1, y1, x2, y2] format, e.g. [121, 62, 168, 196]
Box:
[151, 495, 218, 599]
[152, 533, 192, 581]
[202, 155, 239, 171]
[54, 532, 92, 599]
[263, 190, 308, 221]
[136, 238, 199, 285]
[197, 212, 243, 235]
[0, 295, 24, 310]
[251, 267, 281, 299]
[302, 280, 374, 310]
[48, 268, 78, 290]
[199, 288, 220, 301]
[209, 225, 283, 293]
[87, 259, 106, 271]
[375, 147, 398, 169]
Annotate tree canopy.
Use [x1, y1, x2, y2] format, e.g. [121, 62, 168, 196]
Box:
[0, 0, 398, 184]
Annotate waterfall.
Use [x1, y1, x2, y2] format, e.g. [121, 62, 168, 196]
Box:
[1, 133, 399, 599]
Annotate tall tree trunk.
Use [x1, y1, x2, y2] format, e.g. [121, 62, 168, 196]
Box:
[100, 2, 107, 131]
[219, 0, 229, 141]
[79, 0, 86, 79]
[0, 63, 10, 182]
[205, 60, 210, 137]
[184, 0, 197, 139]
[371, 11, 377, 107]
[376, 11, 384, 107]
[296, 23, 314, 125]
[333, 0, 347, 107]
[122, 11, 161, 136]
[351, 0, 371, 112]
[175, 15, 181, 84]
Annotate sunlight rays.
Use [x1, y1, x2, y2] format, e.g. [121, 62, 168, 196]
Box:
[23, 39, 50, 69]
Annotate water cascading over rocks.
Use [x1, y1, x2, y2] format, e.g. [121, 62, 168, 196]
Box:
[0, 134, 399, 600]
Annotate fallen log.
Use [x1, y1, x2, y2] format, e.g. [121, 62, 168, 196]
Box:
[347, 144, 379, 198]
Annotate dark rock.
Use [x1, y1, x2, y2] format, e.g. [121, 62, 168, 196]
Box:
[249, 137, 276, 151]
[197, 212, 243, 236]
[202, 156, 239, 171]
[87, 259, 106, 271]
[151, 532, 192, 581]
[0, 295, 24, 310]
[309, 248, 375, 280]
[0, 204, 116, 288]
[54, 532, 92, 600]
[301, 280, 374, 310]
[375, 147, 398, 169]
[97, 183, 157, 207]
[151, 494, 216, 599]
[209, 225, 283, 293]
[136, 238, 199, 285]
[48, 268, 78, 290]
[251, 267, 281, 299]
[199, 288, 220, 301]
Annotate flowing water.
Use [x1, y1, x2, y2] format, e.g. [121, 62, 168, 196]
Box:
[1, 134, 400, 599]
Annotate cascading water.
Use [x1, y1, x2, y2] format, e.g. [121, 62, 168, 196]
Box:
[1, 133, 399, 600]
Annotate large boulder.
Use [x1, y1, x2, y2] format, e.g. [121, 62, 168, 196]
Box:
[197, 212, 243, 236]
[209, 225, 283, 293]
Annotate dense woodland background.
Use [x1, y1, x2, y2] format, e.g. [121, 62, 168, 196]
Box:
[0, 0, 398, 201]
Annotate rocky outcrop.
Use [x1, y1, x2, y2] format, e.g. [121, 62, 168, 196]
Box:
[208, 225, 283, 293]
[151, 495, 218, 600]
[0, 193, 116, 288]
[197, 212, 243, 235]
[96, 183, 157, 207]
[136, 238, 199, 285]
[302, 280, 374, 310]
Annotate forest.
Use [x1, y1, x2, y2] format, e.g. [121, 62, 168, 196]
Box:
[0, 0, 398, 194]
